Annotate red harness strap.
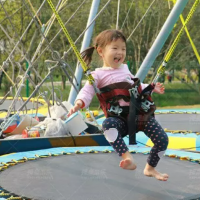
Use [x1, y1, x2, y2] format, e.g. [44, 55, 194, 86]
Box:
[96, 93, 109, 117]
[100, 89, 130, 100]
[96, 81, 133, 118]
[96, 79, 156, 145]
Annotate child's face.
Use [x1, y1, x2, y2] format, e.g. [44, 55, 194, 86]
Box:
[98, 38, 126, 69]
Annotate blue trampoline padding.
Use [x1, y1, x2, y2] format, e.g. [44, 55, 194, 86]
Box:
[155, 109, 200, 113]
[27, 113, 44, 117]
[97, 110, 200, 151]
[197, 137, 200, 150]
[165, 132, 199, 138]
[96, 117, 104, 124]
[1, 146, 200, 165]
[126, 131, 200, 148]
[96, 109, 200, 123]
[96, 108, 200, 127]
[123, 131, 149, 146]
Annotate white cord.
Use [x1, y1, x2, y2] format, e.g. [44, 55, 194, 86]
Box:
[127, 0, 157, 41]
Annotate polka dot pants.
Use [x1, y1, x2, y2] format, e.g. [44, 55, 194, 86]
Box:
[102, 116, 168, 167]
[102, 117, 128, 156]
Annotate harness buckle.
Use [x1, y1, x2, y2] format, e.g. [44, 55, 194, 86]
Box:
[108, 105, 123, 116]
[129, 86, 139, 98]
[141, 100, 154, 112]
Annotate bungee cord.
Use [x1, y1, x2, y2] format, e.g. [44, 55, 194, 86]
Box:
[0, 0, 199, 143]
[1, 0, 198, 102]
[153, 0, 200, 83]
[0, 0, 91, 119]
[4, 0, 80, 113]
[45, 0, 199, 106]
[32, 0, 111, 130]
[19, 0, 79, 100]
[30, 0, 88, 85]
[26, 0, 43, 27]
[46, 0, 95, 85]
[44, 0, 87, 27]
[1, 2, 158, 136]
[166, 0, 199, 62]
[44, 0, 67, 27]
[0, 1, 53, 99]
[0, 1, 60, 134]
[0, 61, 34, 115]
[31, 0, 67, 62]
[45, 0, 111, 130]
[155, 0, 200, 94]
[127, 0, 157, 41]
[44, 0, 113, 97]
[45, 0, 112, 97]
[0, 0, 57, 92]
[121, 0, 135, 29]
[0, 1, 46, 66]
[172, 0, 200, 65]
[64, 0, 112, 55]
[27, 0, 111, 77]
[29, 0, 80, 89]
[0, 3, 27, 25]
[0, 28, 29, 113]
[0, 22, 53, 97]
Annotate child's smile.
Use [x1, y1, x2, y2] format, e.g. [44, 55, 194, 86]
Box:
[114, 57, 122, 63]
[98, 38, 126, 69]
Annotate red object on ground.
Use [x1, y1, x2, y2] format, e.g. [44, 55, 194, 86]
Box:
[3, 124, 18, 134]
[22, 129, 40, 138]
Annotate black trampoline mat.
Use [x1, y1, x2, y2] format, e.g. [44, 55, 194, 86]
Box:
[155, 113, 200, 132]
[0, 153, 200, 200]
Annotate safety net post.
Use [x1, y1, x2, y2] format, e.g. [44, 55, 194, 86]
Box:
[136, 0, 189, 82]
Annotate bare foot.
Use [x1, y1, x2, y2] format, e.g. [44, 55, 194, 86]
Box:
[144, 167, 169, 181]
[119, 158, 137, 170]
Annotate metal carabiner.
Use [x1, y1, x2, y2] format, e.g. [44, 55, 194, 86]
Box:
[108, 105, 123, 116]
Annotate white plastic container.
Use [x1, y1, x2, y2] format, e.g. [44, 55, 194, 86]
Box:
[64, 112, 88, 136]
[49, 101, 88, 136]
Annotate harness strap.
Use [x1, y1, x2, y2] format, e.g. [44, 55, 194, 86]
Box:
[128, 79, 155, 145]
[100, 89, 130, 102]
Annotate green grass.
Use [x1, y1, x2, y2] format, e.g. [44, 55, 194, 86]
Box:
[153, 82, 200, 107]
[1, 82, 200, 111]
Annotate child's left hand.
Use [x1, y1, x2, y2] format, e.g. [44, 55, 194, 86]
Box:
[153, 82, 165, 94]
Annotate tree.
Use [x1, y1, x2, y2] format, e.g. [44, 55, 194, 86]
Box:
[0, 0, 200, 94]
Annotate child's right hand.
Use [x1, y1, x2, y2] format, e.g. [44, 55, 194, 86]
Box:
[67, 100, 83, 117]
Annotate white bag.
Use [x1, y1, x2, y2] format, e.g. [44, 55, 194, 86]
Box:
[49, 101, 73, 119]
[44, 118, 68, 136]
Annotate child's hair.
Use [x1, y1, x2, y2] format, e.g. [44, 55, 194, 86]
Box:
[81, 29, 126, 66]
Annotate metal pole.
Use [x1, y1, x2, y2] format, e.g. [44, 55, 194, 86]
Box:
[26, 61, 30, 97]
[116, 0, 120, 29]
[135, 0, 189, 82]
[68, 0, 101, 105]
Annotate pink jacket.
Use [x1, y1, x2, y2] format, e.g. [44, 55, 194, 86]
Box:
[76, 64, 148, 108]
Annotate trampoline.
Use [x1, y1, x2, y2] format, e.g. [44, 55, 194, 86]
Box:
[0, 109, 200, 154]
[0, 97, 43, 110]
[1, 147, 200, 200]
[0, 99, 41, 111]
[155, 111, 200, 133]
[0, 97, 47, 118]
[96, 110, 200, 133]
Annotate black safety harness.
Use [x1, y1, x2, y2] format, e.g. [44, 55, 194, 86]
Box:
[96, 78, 156, 144]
